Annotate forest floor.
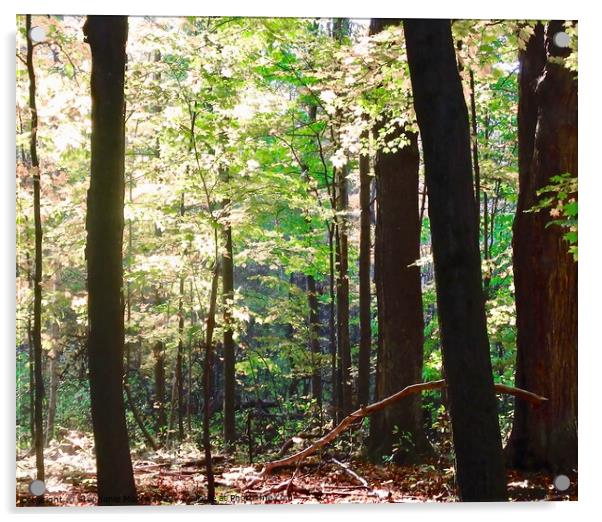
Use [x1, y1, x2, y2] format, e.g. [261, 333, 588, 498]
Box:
[16, 430, 577, 506]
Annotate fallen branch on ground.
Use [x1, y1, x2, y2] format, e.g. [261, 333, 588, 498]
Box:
[261, 379, 547, 475]
[329, 457, 368, 488]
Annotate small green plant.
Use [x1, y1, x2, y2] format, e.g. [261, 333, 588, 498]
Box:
[529, 173, 578, 261]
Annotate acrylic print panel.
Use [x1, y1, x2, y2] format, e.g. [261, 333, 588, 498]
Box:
[15, 14, 577, 506]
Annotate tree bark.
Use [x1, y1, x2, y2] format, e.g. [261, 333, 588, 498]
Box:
[306, 274, 322, 409]
[153, 341, 167, 437]
[370, 128, 429, 463]
[404, 18, 507, 501]
[327, 224, 337, 421]
[84, 15, 137, 505]
[202, 256, 220, 503]
[45, 347, 59, 447]
[176, 194, 185, 441]
[357, 128, 372, 409]
[506, 21, 578, 473]
[335, 166, 352, 418]
[25, 14, 45, 483]
[222, 188, 236, 447]
[368, 18, 429, 464]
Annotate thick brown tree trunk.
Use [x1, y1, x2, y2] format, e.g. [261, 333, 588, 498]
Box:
[25, 14, 45, 483]
[84, 15, 137, 505]
[404, 18, 507, 501]
[335, 166, 352, 417]
[506, 21, 577, 473]
[222, 193, 236, 447]
[357, 128, 372, 409]
[306, 274, 322, 409]
[367, 18, 429, 464]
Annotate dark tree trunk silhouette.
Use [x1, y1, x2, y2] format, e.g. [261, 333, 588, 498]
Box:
[506, 21, 577, 473]
[404, 18, 507, 501]
[26, 14, 45, 483]
[84, 15, 137, 505]
[357, 127, 372, 408]
[368, 18, 429, 464]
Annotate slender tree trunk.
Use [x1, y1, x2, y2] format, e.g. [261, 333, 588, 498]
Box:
[469, 69, 481, 211]
[202, 254, 220, 503]
[83, 15, 137, 505]
[367, 18, 429, 464]
[26, 14, 45, 483]
[327, 225, 337, 421]
[506, 21, 577, 473]
[187, 283, 194, 433]
[222, 185, 236, 447]
[357, 128, 372, 409]
[404, 18, 507, 501]
[28, 320, 35, 448]
[307, 274, 322, 409]
[45, 348, 59, 447]
[176, 195, 186, 441]
[153, 341, 167, 437]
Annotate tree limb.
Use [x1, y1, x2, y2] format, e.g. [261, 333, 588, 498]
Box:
[261, 379, 547, 474]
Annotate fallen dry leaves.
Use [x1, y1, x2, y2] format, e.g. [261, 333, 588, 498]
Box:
[16, 431, 577, 506]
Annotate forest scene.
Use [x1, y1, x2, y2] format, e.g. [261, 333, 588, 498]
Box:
[15, 15, 578, 505]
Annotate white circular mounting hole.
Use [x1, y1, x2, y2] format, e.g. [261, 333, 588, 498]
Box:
[29, 26, 46, 43]
[553, 474, 570, 491]
[28, 479, 46, 496]
[553, 31, 570, 49]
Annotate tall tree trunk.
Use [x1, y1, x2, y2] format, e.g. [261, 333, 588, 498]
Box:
[45, 348, 59, 447]
[28, 319, 35, 448]
[357, 128, 372, 408]
[26, 14, 45, 483]
[335, 166, 352, 417]
[222, 185, 236, 447]
[404, 18, 507, 501]
[202, 253, 220, 504]
[506, 21, 577, 473]
[469, 69, 481, 211]
[83, 15, 137, 505]
[176, 194, 185, 441]
[367, 17, 429, 464]
[307, 274, 322, 410]
[153, 341, 167, 437]
[187, 281, 194, 432]
[327, 225, 337, 421]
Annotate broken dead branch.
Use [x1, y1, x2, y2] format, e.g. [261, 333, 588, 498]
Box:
[330, 457, 368, 488]
[261, 379, 547, 474]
